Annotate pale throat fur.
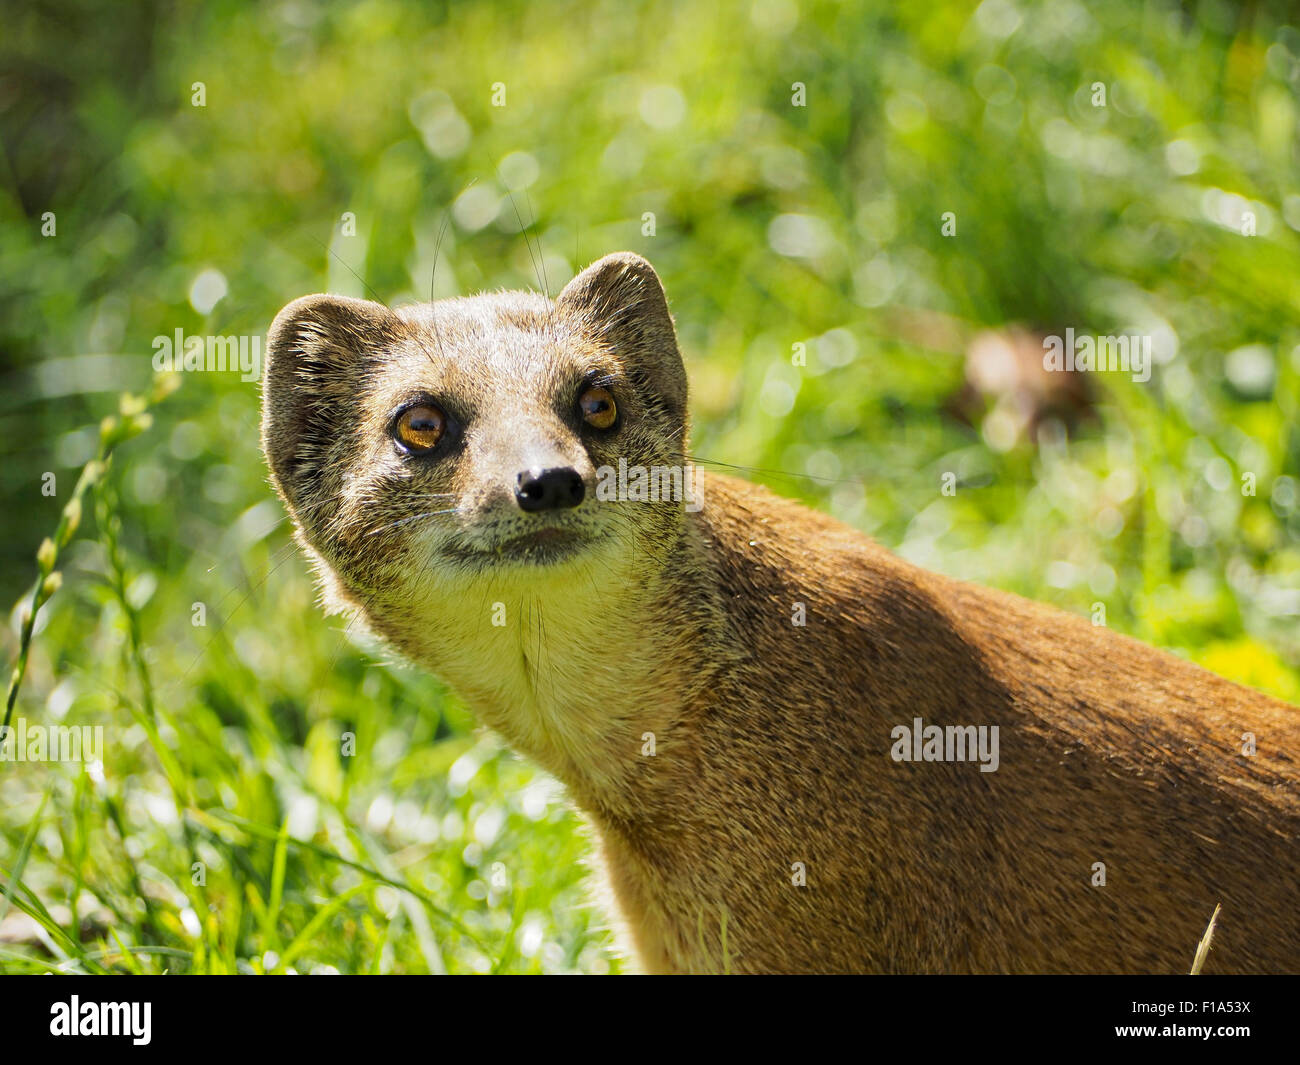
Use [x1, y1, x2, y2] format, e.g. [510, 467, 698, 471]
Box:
[261, 253, 734, 823]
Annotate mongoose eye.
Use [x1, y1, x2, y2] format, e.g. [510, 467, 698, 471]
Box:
[394, 403, 446, 453]
[579, 386, 617, 430]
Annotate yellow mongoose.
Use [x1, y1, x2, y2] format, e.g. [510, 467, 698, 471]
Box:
[262, 252, 1299, 974]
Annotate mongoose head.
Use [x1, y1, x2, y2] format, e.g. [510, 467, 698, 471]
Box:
[261, 252, 691, 624]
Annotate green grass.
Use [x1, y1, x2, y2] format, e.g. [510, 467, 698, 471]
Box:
[1, 0, 1298, 973]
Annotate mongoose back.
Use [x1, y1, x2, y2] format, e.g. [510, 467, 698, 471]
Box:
[261, 252, 1300, 974]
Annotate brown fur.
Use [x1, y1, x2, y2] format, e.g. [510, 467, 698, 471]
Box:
[262, 253, 1300, 974]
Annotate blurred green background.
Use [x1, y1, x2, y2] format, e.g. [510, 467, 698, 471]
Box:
[1, 0, 1298, 973]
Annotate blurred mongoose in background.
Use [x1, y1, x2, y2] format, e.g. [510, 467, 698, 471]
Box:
[262, 251, 1299, 974]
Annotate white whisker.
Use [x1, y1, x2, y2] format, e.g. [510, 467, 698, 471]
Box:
[364, 508, 467, 537]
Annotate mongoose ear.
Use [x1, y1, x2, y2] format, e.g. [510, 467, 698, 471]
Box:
[556, 252, 687, 420]
[261, 294, 398, 512]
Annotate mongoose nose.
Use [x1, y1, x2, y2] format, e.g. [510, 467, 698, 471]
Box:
[515, 467, 585, 512]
